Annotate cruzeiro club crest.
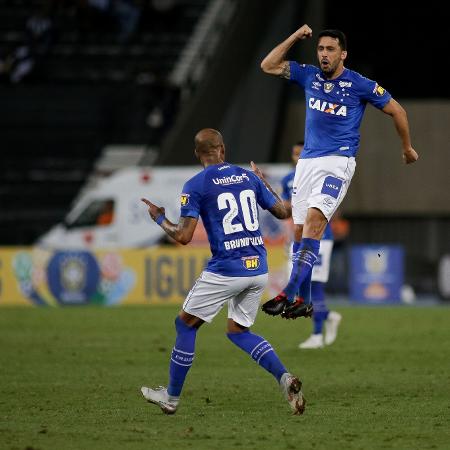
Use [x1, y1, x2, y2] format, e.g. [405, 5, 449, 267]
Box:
[324, 82, 334, 93]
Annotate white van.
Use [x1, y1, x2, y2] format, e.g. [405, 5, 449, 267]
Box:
[37, 164, 291, 250]
[37, 167, 200, 249]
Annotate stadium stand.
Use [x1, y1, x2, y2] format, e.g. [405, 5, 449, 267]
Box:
[0, 0, 210, 243]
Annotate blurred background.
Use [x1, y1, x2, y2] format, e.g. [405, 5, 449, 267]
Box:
[0, 0, 449, 304]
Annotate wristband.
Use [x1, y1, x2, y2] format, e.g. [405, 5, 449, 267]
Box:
[155, 214, 166, 225]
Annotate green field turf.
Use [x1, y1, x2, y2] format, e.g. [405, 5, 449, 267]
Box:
[1, 305, 449, 450]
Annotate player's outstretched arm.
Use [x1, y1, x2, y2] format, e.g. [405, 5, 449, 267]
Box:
[141, 198, 198, 245]
[250, 161, 290, 220]
[260, 24, 312, 78]
[382, 98, 419, 164]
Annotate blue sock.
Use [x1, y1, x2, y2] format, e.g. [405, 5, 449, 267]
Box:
[167, 317, 197, 397]
[291, 241, 305, 299]
[298, 270, 313, 304]
[311, 281, 329, 334]
[227, 330, 287, 382]
[284, 238, 320, 300]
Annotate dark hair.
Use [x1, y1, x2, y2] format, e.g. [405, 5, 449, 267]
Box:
[294, 141, 304, 146]
[318, 29, 347, 51]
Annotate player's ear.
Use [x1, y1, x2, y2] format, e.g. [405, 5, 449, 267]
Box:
[341, 50, 347, 61]
[194, 148, 199, 159]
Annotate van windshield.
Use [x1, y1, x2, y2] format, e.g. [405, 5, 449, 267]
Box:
[66, 199, 115, 229]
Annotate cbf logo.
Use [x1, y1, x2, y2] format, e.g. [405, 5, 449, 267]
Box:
[61, 257, 86, 292]
[47, 251, 100, 304]
[242, 256, 260, 270]
[180, 193, 190, 206]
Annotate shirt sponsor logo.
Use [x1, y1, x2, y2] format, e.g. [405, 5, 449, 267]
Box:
[324, 82, 334, 93]
[242, 255, 260, 270]
[373, 83, 386, 96]
[180, 193, 190, 206]
[224, 236, 264, 251]
[308, 98, 347, 116]
[212, 173, 249, 185]
[321, 176, 343, 199]
[339, 81, 352, 88]
[312, 81, 321, 90]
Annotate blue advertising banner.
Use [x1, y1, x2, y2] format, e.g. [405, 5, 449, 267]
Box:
[350, 245, 404, 303]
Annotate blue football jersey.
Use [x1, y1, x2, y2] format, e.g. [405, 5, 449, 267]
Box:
[280, 170, 295, 201]
[289, 62, 392, 158]
[179, 163, 277, 277]
[280, 169, 334, 240]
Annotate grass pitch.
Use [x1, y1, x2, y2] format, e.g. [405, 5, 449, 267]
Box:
[1, 305, 449, 450]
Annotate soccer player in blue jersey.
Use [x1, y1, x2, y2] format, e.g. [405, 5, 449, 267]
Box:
[281, 141, 341, 349]
[140, 128, 306, 415]
[260, 25, 419, 318]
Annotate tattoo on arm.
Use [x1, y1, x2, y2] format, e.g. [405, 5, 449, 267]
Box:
[161, 216, 197, 244]
[258, 178, 289, 219]
[251, 166, 289, 219]
[280, 62, 290, 80]
[161, 218, 177, 240]
[270, 200, 290, 220]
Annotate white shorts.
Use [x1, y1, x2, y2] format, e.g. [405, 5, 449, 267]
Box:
[287, 239, 334, 283]
[291, 155, 356, 224]
[182, 271, 268, 327]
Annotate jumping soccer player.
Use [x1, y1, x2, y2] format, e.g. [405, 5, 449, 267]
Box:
[260, 25, 418, 318]
[140, 128, 306, 415]
[281, 141, 341, 349]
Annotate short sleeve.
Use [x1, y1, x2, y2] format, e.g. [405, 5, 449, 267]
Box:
[357, 75, 392, 109]
[289, 62, 316, 88]
[179, 177, 202, 218]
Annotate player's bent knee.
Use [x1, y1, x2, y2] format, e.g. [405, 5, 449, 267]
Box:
[307, 207, 328, 222]
[177, 312, 204, 329]
[227, 318, 248, 334]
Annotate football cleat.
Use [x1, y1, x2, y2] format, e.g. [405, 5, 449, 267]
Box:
[261, 292, 290, 316]
[281, 298, 313, 320]
[279, 373, 306, 415]
[298, 333, 324, 349]
[324, 311, 342, 345]
[140, 386, 178, 415]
